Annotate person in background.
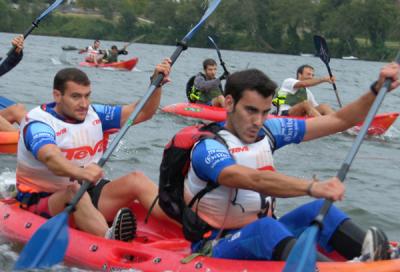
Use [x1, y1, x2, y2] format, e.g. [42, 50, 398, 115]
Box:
[0, 35, 27, 132]
[186, 58, 229, 107]
[273, 64, 335, 117]
[102, 44, 129, 64]
[80, 40, 104, 64]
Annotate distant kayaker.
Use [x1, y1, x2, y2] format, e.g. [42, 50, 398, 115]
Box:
[102, 44, 129, 64]
[158, 63, 400, 262]
[186, 58, 229, 107]
[14, 59, 171, 241]
[0, 35, 27, 132]
[273, 64, 335, 116]
[80, 39, 105, 64]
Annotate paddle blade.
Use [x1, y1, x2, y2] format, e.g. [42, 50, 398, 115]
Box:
[36, 0, 65, 23]
[0, 96, 16, 109]
[314, 35, 330, 65]
[283, 225, 319, 272]
[182, 0, 221, 42]
[14, 212, 69, 270]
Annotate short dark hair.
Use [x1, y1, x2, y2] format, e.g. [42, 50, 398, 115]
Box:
[53, 68, 90, 94]
[203, 58, 217, 70]
[224, 69, 277, 104]
[296, 64, 314, 79]
[111, 45, 118, 50]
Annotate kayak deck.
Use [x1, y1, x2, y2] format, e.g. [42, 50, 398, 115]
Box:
[0, 131, 19, 154]
[0, 199, 399, 272]
[79, 57, 139, 71]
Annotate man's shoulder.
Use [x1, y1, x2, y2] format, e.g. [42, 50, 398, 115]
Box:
[280, 78, 299, 93]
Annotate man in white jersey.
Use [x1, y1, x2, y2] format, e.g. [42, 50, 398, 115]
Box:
[273, 64, 335, 117]
[80, 40, 104, 64]
[15, 60, 171, 241]
[160, 63, 400, 261]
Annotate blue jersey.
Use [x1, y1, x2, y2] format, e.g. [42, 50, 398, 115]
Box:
[191, 118, 306, 184]
[24, 103, 122, 158]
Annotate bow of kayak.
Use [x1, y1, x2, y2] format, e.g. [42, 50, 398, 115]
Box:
[79, 57, 139, 71]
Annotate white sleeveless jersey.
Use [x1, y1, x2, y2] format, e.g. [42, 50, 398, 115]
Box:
[184, 129, 275, 229]
[16, 105, 104, 193]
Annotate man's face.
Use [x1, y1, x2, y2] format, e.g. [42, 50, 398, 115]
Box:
[53, 81, 91, 122]
[204, 64, 218, 79]
[225, 89, 272, 144]
[94, 41, 100, 49]
[298, 67, 314, 80]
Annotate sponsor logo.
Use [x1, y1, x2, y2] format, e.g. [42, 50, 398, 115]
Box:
[56, 128, 67, 136]
[92, 119, 101, 126]
[229, 146, 249, 154]
[62, 139, 104, 160]
[184, 107, 201, 112]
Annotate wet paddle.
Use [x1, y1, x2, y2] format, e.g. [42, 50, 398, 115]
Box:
[1, 0, 65, 63]
[0, 96, 16, 109]
[208, 36, 229, 74]
[283, 52, 400, 272]
[314, 35, 343, 108]
[13, 0, 221, 270]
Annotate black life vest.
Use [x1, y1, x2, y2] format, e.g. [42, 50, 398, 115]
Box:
[158, 122, 226, 241]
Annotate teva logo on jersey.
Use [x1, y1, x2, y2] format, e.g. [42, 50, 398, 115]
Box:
[56, 128, 67, 136]
[62, 139, 104, 160]
[92, 119, 101, 126]
[229, 146, 249, 154]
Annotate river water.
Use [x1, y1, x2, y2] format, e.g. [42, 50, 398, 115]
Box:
[0, 32, 399, 271]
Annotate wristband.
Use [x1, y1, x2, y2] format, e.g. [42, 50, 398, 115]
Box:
[306, 181, 315, 196]
[370, 80, 379, 96]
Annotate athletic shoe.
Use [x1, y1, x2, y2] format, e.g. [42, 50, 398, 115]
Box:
[105, 207, 137, 242]
[358, 226, 390, 261]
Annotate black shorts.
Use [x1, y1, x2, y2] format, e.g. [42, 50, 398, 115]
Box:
[87, 179, 110, 208]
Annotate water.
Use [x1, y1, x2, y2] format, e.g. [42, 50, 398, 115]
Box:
[1, 32, 399, 271]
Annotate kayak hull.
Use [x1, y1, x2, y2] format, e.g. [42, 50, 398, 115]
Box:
[0, 131, 19, 154]
[1, 199, 399, 272]
[79, 57, 139, 71]
[162, 103, 399, 136]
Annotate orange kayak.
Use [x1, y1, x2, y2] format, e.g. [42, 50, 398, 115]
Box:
[79, 57, 139, 71]
[162, 103, 399, 136]
[0, 199, 398, 271]
[0, 131, 19, 154]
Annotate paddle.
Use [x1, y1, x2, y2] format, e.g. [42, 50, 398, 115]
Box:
[283, 52, 400, 272]
[13, 0, 221, 270]
[0, 96, 16, 110]
[1, 0, 65, 63]
[207, 36, 229, 74]
[313, 35, 343, 108]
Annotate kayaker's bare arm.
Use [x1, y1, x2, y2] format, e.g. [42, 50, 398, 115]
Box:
[303, 62, 400, 141]
[120, 58, 171, 126]
[218, 164, 344, 201]
[36, 144, 103, 183]
[293, 76, 335, 89]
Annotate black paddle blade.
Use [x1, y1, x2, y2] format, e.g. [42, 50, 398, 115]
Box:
[314, 35, 330, 64]
[13, 212, 69, 270]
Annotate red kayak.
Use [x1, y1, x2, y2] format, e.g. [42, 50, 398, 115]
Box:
[79, 57, 139, 71]
[162, 103, 399, 136]
[0, 131, 19, 154]
[0, 199, 399, 271]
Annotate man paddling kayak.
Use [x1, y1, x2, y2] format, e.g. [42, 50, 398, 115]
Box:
[0, 35, 27, 132]
[102, 44, 129, 64]
[14, 60, 171, 241]
[273, 64, 335, 116]
[186, 58, 229, 107]
[158, 63, 400, 262]
[79, 39, 105, 65]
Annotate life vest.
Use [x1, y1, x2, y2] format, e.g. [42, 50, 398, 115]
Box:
[16, 105, 104, 194]
[158, 122, 226, 241]
[158, 122, 276, 242]
[186, 73, 223, 104]
[272, 88, 308, 107]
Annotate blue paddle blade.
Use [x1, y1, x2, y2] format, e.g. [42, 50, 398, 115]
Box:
[0, 96, 16, 109]
[182, 0, 221, 42]
[283, 225, 319, 272]
[14, 212, 69, 270]
[36, 0, 65, 22]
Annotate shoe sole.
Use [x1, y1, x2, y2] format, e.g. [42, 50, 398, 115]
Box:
[113, 208, 137, 242]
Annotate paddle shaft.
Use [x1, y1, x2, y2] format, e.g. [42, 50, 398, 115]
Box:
[324, 63, 342, 107]
[314, 75, 395, 226]
[208, 36, 229, 74]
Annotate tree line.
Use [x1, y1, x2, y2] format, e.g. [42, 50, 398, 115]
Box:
[1, 0, 400, 61]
